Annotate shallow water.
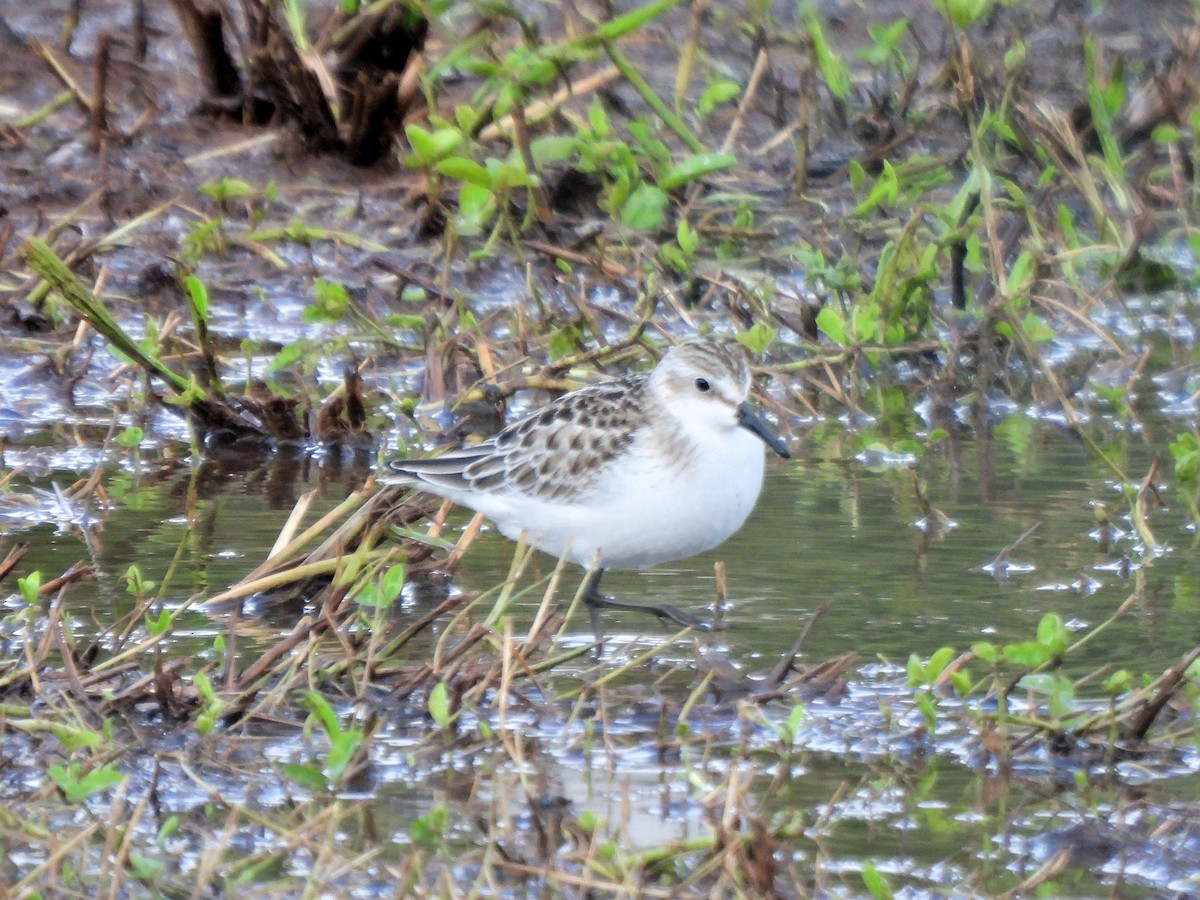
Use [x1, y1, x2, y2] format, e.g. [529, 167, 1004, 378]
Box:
[421, 417, 1198, 677]
[6, 352, 1200, 894]
[5, 411, 1197, 675]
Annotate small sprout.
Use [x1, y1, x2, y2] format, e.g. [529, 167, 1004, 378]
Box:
[410, 806, 449, 848]
[126, 564, 155, 596]
[116, 425, 143, 449]
[305, 279, 351, 324]
[193, 671, 225, 736]
[697, 77, 740, 116]
[17, 571, 41, 604]
[146, 608, 172, 637]
[934, 0, 992, 30]
[199, 177, 255, 204]
[1104, 670, 1132, 695]
[859, 19, 908, 69]
[907, 646, 956, 686]
[300, 691, 364, 783]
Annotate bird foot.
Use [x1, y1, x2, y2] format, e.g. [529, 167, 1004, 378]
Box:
[583, 589, 715, 637]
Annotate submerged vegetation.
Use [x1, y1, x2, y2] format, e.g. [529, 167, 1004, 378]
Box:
[2, 0, 1200, 895]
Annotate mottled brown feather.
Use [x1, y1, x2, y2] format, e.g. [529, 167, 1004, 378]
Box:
[392, 375, 649, 502]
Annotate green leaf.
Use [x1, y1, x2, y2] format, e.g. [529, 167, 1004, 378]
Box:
[146, 608, 173, 637]
[17, 570, 41, 604]
[325, 729, 364, 780]
[803, 7, 851, 101]
[860, 18, 908, 67]
[855, 160, 898, 215]
[268, 341, 309, 374]
[657, 152, 738, 191]
[735, 322, 777, 356]
[183, 274, 209, 321]
[115, 425, 143, 449]
[970, 641, 998, 664]
[926, 646, 956, 680]
[156, 815, 180, 846]
[1004, 40, 1026, 71]
[1036, 613, 1067, 652]
[301, 690, 341, 739]
[9, 718, 102, 750]
[1018, 673, 1056, 695]
[283, 763, 329, 792]
[380, 565, 406, 604]
[848, 158, 866, 189]
[906, 652, 924, 685]
[592, 0, 681, 42]
[405, 125, 463, 167]
[193, 670, 217, 702]
[862, 860, 894, 899]
[456, 182, 496, 235]
[128, 852, 165, 882]
[429, 681, 451, 727]
[490, 158, 535, 190]
[698, 78, 741, 116]
[815, 306, 846, 344]
[200, 178, 255, 201]
[305, 278, 351, 324]
[1003, 641, 1054, 668]
[915, 692, 938, 730]
[676, 218, 698, 254]
[410, 805, 449, 847]
[1007, 250, 1036, 292]
[435, 157, 493, 189]
[50, 762, 124, 804]
[1022, 313, 1055, 343]
[529, 135, 578, 166]
[588, 96, 611, 137]
[620, 183, 669, 231]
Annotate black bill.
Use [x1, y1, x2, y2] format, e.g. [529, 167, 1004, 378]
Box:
[736, 402, 790, 459]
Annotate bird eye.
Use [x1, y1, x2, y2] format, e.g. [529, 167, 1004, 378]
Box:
[694, 377, 711, 393]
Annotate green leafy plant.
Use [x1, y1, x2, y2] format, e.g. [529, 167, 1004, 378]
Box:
[49, 761, 125, 804]
[1170, 431, 1200, 524]
[193, 670, 226, 736]
[286, 691, 365, 788]
[907, 646, 958, 734]
[17, 570, 41, 604]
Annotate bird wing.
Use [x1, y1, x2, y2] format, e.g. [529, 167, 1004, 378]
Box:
[389, 375, 647, 503]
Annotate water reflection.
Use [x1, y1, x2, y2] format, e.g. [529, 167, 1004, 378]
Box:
[3, 417, 1198, 678]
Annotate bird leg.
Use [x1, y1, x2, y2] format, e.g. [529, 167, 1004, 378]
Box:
[581, 568, 711, 638]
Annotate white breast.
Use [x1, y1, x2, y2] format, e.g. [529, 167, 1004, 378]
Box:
[482, 426, 767, 569]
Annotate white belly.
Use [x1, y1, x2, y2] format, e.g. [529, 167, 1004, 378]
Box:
[479, 429, 767, 569]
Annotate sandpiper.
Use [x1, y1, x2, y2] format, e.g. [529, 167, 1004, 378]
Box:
[385, 338, 790, 632]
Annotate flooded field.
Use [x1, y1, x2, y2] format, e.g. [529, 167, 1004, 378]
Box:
[3, 0, 1200, 896]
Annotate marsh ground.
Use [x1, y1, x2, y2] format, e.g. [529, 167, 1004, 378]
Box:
[3, 0, 1200, 896]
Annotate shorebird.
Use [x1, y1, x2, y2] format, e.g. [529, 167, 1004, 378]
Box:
[385, 338, 790, 632]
